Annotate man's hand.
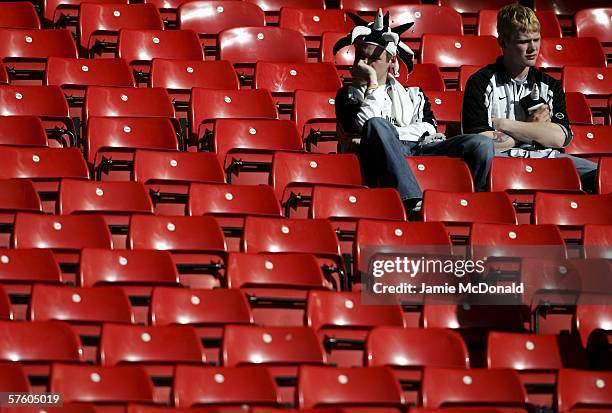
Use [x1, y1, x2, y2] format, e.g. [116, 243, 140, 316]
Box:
[527, 105, 551, 123]
[351, 58, 378, 85]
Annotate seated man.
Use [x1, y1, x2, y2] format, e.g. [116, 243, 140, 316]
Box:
[462, 3, 597, 191]
[334, 9, 494, 212]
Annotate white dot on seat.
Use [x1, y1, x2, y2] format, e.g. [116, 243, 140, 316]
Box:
[186, 66, 194, 73]
[95, 188, 104, 197]
[249, 128, 257, 135]
[71, 294, 81, 303]
[525, 340, 535, 351]
[81, 65, 89, 72]
[32, 155, 40, 162]
[262, 333, 273, 343]
[141, 333, 152, 342]
[309, 161, 318, 168]
[152, 37, 160, 44]
[53, 222, 62, 231]
[328, 98, 335, 104]
[417, 163, 425, 171]
[558, 265, 567, 275]
[289, 69, 297, 76]
[25, 36, 32, 43]
[344, 299, 354, 309]
[191, 295, 200, 305]
[214, 373, 225, 383]
[119, 256, 128, 266]
[586, 132, 594, 139]
[170, 159, 178, 167]
[460, 199, 468, 207]
[264, 260, 274, 270]
[454, 42, 462, 48]
[113, 10, 120, 16]
[597, 73, 604, 80]
[570, 201, 578, 209]
[121, 94, 128, 101]
[596, 378, 606, 389]
[0, 255, 8, 264]
[224, 96, 232, 103]
[225, 193, 233, 201]
[312, 15, 320, 22]
[348, 195, 357, 203]
[462, 375, 472, 385]
[90, 373, 101, 383]
[166, 222, 176, 231]
[217, 5, 224, 12]
[508, 231, 517, 239]
[555, 44, 563, 51]
[15, 93, 23, 100]
[394, 228, 403, 237]
[414, 11, 421, 18]
[123, 126, 131, 133]
[257, 33, 265, 40]
[434, 98, 442, 105]
[525, 165, 533, 173]
[281, 225, 290, 234]
[338, 374, 349, 384]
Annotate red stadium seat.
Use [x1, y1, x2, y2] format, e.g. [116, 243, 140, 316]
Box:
[0, 62, 8, 85]
[86, 117, 179, 180]
[477, 9, 562, 38]
[291, 89, 338, 153]
[421, 367, 529, 410]
[246, 0, 324, 24]
[173, 365, 281, 408]
[0, 180, 42, 241]
[458, 65, 481, 91]
[406, 156, 474, 193]
[340, 0, 417, 12]
[297, 365, 405, 409]
[0, 362, 31, 392]
[50, 364, 155, 406]
[565, 92, 594, 125]
[421, 34, 500, 88]
[42, 0, 127, 25]
[562, 66, 612, 124]
[556, 369, 612, 413]
[534, 0, 609, 34]
[423, 90, 463, 135]
[583, 224, 612, 259]
[567, 125, 612, 158]
[537, 38, 606, 79]
[0, 86, 75, 147]
[597, 157, 612, 194]
[575, 295, 612, 368]
[402, 63, 446, 92]
[0, 2, 41, 29]
[128, 215, 226, 288]
[78, 3, 163, 53]
[0, 285, 12, 320]
[439, 0, 515, 33]
[575, 8, 611, 63]
[319, 31, 356, 80]
[270, 151, 362, 216]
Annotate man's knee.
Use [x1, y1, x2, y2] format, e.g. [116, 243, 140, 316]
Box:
[464, 133, 495, 159]
[363, 117, 395, 142]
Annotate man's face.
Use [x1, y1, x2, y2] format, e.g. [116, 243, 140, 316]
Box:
[501, 30, 541, 67]
[354, 43, 392, 79]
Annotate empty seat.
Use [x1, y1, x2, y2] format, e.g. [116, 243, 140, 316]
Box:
[535, 0, 610, 33]
[188, 183, 281, 218]
[562, 66, 612, 124]
[50, 364, 155, 405]
[421, 367, 529, 410]
[406, 156, 474, 193]
[575, 7, 612, 61]
[0, 85, 75, 146]
[173, 365, 281, 408]
[0, 62, 8, 85]
[78, 3, 163, 53]
[402, 63, 446, 92]
[477, 9, 562, 37]
[42, 0, 128, 25]
[565, 92, 594, 125]
[0, 285, 11, 320]
[0, 247, 62, 288]
[424, 90, 463, 135]
[439, 0, 515, 32]
[537, 38, 606, 79]
[340, 0, 417, 12]
[0, 180, 42, 234]
[567, 125, 612, 158]
[0, 362, 31, 391]
[246, 0, 324, 24]
[490, 157, 582, 193]
[575, 294, 612, 367]
[0, 2, 41, 29]
[583, 224, 612, 259]
[297, 365, 405, 409]
[291, 89, 338, 153]
[556, 369, 612, 413]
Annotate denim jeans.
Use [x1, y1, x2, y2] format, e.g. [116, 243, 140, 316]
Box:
[356, 117, 495, 200]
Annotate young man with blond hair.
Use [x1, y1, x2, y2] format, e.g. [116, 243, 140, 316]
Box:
[462, 3, 597, 190]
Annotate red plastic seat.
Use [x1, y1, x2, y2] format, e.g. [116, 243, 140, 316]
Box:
[575, 294, 612, 363]
[188, 183, 281, 218]
[563, 66, 612, 124]
[567, 125, 612, 158]
[458, 65, 481, 91]
[0, 179, 42, 217]
[490, 157, 582, 193]
[537, 38, 606, 79]
[246, 0, 324, 24]
[535, 0, 609, 33]
[78, 3, 163, 52]
[477, 9, 562, 38]
[575, 7, 611, 63]
[583, 224, 612, 259]
[50, 363, 155, 405]
[0, 2, 41, 29]
[421, 35, 500, 88]
[439, 0, 515, 30]
[0, 362, 31, 392]
[556, 369, 612, 413]
[565, 92, 594, 125]
[424, 90, 463, 135]
[0, 285, 11, 320]
[291, 89, 338, 153]
[421, 367, 529, 410]
[42, 0, 128, 25]
[173, 365, 281, 408]
[423, 191, 517, 243]
[297, 365, 405, 409]
[406, 156, 474, 193]
[340, 0, 417, 12]
[0, 247, 62, 290]
[0, 62, 8, 85]
[597, 157, 611, 194]
[214, 119, 303, 185]
[402, 63, 446, 92]
[0, 85, 75, 147]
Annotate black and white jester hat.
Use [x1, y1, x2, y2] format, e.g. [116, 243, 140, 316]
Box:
[333, 8, 415, 74]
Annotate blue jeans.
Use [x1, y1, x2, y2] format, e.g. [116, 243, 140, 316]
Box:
[356, 117, 494, 200]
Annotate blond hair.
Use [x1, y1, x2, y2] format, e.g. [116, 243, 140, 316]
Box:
[497, 4, 540, 45]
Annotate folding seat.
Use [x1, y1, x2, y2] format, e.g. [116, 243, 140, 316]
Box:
[306, 290, 405, 367]
[150, 59, 239, 111]
[534, 0, 609, 35]
[382, 5, 463, 57]
[173, 365, 281, 408]
[178, 1, 265, 59]
[566, 125, 612, 160]
[222, 325, 325, 403]
[366, 327, 468, 404]
[538, 38, 606, 79]
[0, 285, 11, 320]
[533, 193, 612, 243]
[45, 57, 135, 115]
[254, 61, 341, 118]
[319, 31, 358, 81]
[565, 92, 594, 125]
[78, 3, 163, 58]
[575, 8, 612, 63]
[189, 88, 278, 149]
[0, 2, 41, 29]
[5, 405, 99, 413]
[133, 151, 225, 214]
[0, 62, 8, 85]
[0, 321, 84, 388]
[556, 369, 612, 413]
[420, 367, 529, 411]
[270, 151, 362, 217]
[0, 180, 42, 245]
[406, 156, 474, 194]
[340, 0, 417, 14]
[0, 29, 77, 83]
[402, 63, 446, 92]
[212, 119, 304, 185]
[50, 363, 156, 408]
[86, 117, 179, 181]
[439, 0, 515, 33]
[218, 27, 307, 85]
[241, 216, 345, 289]
[118, 29, 204, 84]
[477, 9, 562, 38]
[226, 252, 330, 325]
[562, 66, 612, 124]
[458, 65, 481, 91]
[489, 157, 582, 222]
[0, 85, 75, 147]
[0, 362, 31, 392]
[245, 0, 324, 25]
[422, 191, 517, 244]
[42, 0, 128, 26]
[420, 34, 500, 89]
[129, 215, 227, 288]
[422, 90, 463, 135]
[575, 295, 612, 369]
[291, 89, 338, 153]
[597, 154, 612, 195]
[297, 365, 405, 409]
[583, 224, 612, 259]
